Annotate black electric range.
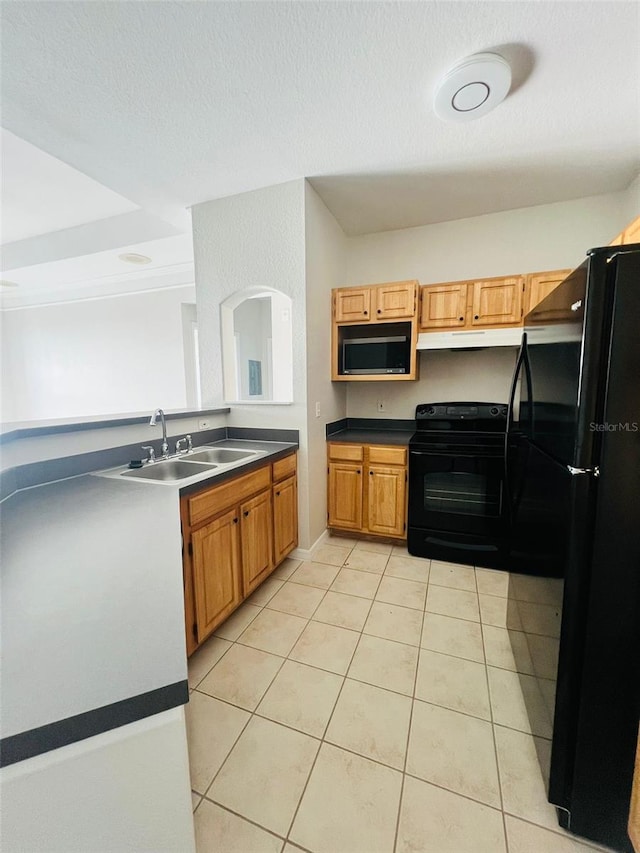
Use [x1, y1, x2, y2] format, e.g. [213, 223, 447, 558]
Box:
[407, 402, 508, 569]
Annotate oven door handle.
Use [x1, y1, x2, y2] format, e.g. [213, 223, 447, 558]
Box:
[410, 449, 501, 458]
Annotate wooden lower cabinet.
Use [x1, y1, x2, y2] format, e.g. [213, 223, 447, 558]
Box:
[182, 451, 297, 655]
[191, 508, 241, 644]
[327, 442, 406, 540]
[328, 462, 363, 530]
[367, 465, 406, 537]
[240, 490, 273, 596]
[273, 474, 298, 564]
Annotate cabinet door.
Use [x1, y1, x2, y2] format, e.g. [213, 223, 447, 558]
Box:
[334, 288, 371, 322]
[192, 508, 241, 643]
[240, 489, 274, 595]
[525, 270, 572, 315]
[273, 475, 298, 564]
[328, 462, 363, 530]
[470, 277, 523, 326]
[367, 465, 406, 537]
[419, 284, 468, 329]
[623, 216, 640, 245]
[375, 281, 417, 320]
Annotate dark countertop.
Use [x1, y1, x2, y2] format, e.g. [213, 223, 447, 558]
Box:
[327, 428, 413, 446]
[326, 417, 414, 447]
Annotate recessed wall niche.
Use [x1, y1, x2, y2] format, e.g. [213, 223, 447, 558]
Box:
[220, 287, 293, 403]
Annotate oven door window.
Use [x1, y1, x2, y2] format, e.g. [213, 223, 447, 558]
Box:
[423, 457, 501, 516]
[410, 451, 504, 533]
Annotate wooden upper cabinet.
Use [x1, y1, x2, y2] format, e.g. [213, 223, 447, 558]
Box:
[191, 508, 241, 643]
[470, 276, 524, 327]
[374, 281, 417, 320]
[334, 288, 371, 322]
[334, 281, 417, 323]
[240, 489, 274, 596]
[420, 283, 468, 330]
[367, 465, 406, 537]
[622, 215, 640, 244]
[525, 269, 572, 315]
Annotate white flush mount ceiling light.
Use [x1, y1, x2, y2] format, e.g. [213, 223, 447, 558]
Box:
[118, 252, 152, 265]
[434, 52, 512, 122]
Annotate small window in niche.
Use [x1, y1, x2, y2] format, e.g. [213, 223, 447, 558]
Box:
[248, 360, 262, 396]
[221, 288, 293, 403]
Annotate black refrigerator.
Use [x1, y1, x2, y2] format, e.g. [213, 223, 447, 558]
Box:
[506, 244, 640, 851]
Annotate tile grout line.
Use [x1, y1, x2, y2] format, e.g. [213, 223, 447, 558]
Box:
[281, 542, 381, 846]
[476, 565, 510, 853]
[196, 570, 311, 802]
[392, 557, 431, 853]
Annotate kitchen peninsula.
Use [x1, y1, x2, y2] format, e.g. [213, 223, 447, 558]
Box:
[0, 409, 298, 852]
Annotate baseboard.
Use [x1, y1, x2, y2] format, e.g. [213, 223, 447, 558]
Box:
[290, 529, 328, 562]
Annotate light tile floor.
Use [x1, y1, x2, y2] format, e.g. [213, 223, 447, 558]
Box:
[186, 536, 611, 853]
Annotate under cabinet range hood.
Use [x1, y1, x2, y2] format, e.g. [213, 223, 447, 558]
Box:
[417, 327, 523, 350]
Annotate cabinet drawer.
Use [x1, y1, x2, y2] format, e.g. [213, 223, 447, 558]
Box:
[328, 443, 364, 462]
[368, 445, 407, 466]
[188, 465, 272, 527]
[272, 452, 297, 482]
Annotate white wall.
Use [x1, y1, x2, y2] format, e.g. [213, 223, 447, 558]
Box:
[1, 285, 195, 422]
[191, 181, 313, 544]
[346, 348, 518, 419]
[345, 190, 629, 287]
[304, 183, 348, 545]
[343, 190, 633, 418]
[621, 172, 640, 225]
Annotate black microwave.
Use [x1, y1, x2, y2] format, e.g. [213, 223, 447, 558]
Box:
[341, 333, 410, 375]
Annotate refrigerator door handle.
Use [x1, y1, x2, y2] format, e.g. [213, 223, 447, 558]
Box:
[566, 465, 600, 477]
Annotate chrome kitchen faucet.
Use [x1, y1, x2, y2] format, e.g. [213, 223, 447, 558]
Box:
[149, 408, 169, 458]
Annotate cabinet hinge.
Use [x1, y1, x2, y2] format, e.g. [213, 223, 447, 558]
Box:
[188, 542, 193, 557]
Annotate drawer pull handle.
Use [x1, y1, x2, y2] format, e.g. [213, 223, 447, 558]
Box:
[276, 490, 281, 496]
[459, 316, 464, 321]
[357, 469, 361, 474]
[474, 314, 479, 320]
[369, 471, 373, 476]
[363, 310, 368, 315]
[243, 510, 250, 517]
[233, 517, 238, 524]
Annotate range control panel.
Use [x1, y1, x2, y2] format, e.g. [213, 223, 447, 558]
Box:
[414, 402, 508, 432]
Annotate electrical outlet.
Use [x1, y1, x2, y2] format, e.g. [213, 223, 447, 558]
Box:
[198, 419, 211, 430]
[377, 399, 386, 413]
[315, 402, 321, 418]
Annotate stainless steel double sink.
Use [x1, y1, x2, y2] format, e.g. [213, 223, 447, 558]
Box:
[120, 447, 259, 482]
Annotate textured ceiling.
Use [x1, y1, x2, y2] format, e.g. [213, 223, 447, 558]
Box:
[1, 1, 639, 237]
[1, 129, 138, 244]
